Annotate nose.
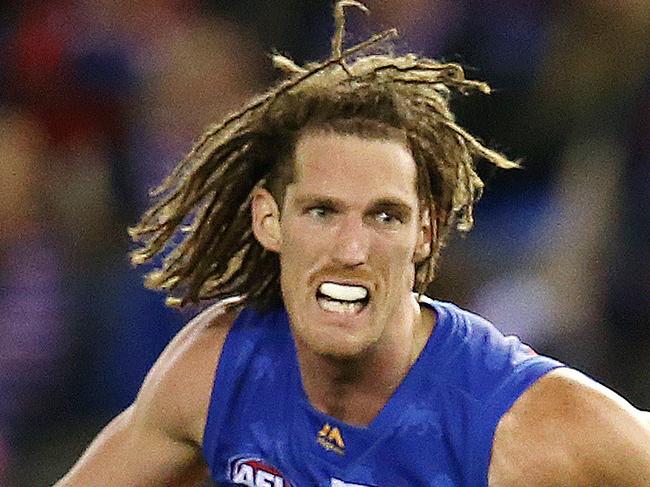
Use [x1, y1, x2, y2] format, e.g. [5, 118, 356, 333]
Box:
[330, 216, 370, 267]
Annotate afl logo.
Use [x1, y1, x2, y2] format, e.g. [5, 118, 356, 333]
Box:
[228, 456, 293, 487]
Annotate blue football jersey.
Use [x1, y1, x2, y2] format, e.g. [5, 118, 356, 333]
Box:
[203, 297, 563, 486]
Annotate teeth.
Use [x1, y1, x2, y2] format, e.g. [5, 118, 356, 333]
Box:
[318, 297, 364, 314]
[319, 282, 368, 302]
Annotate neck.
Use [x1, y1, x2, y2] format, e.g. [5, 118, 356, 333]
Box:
[295, 296, 434, 426]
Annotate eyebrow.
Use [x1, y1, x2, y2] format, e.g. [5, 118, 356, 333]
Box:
[293, 194, 415, 214]
[370, 198, 414, 212]
[293, 195, 342, 208]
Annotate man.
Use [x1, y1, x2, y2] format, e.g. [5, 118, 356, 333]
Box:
[56, 2, 650, 486]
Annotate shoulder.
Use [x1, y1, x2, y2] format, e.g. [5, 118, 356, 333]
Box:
[130, 301, 241, 448]
[429, 299, 521, 353]
[427, 300, 558, 401]
[489, 367, 650, 486]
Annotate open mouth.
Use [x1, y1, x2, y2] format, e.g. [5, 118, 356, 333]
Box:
[316, 282, 370, 315]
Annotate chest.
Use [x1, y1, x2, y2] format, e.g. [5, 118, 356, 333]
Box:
[208, 384, 463, 487]
[203, 308, 485, 486]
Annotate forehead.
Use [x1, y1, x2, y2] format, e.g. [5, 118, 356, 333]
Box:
[288, 131, 418, 204]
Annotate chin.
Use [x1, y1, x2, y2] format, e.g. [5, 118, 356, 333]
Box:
[285, 291, 382, 359]
[298, 324, 379, 360]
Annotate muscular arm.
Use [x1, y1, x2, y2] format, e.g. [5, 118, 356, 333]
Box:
[54, 405, 204, 487]
[55, 305, 236, 487]
[489, 368, 650, 487]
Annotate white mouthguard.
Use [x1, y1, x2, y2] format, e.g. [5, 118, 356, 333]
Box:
[319, 282, 368, 302]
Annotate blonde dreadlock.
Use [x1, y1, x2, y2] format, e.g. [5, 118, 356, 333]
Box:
[129, 1, 519, 309]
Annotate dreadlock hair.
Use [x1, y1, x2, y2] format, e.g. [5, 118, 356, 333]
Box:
[129, 0, 519, 310]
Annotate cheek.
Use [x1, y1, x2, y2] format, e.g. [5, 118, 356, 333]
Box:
[376, 231, 419, 262]
[374, 235, 418, 285]
[279, 222, 321, 273]
[282, 224, 314, 254]
[282, 215, 339, 251]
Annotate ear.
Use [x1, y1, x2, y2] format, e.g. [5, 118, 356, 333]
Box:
[413, 206, 433, 263]
[251, 188, 282, 253]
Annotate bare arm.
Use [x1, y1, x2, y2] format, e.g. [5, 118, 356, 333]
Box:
[489, 368, 650, 487]
[54, 305, 236, 487]
[54, 405, 205, 487]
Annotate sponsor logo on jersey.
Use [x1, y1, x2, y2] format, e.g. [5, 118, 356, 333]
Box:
[228, 456, 293, 487]
[317, 423, 346, 455]
[330, 478, 376, 487]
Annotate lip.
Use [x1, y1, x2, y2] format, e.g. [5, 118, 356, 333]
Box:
[314, 294, 371, 319]
[311, 279, 373, 321]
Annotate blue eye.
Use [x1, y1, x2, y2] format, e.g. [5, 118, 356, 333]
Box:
[307, 207, 330, 218]
[376, 211, 401, 224]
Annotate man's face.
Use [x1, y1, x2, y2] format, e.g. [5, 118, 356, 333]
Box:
[261, 131, 428, 358]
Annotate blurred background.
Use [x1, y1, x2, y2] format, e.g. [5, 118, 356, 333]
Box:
[0, 0, 648, 484]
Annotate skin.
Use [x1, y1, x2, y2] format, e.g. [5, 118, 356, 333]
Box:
[53, 303, 232, 486]
[489, 368, 650, 486]
[55, 132, 650, 486]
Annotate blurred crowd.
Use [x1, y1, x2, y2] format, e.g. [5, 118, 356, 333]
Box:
[0, 1, 648, 485]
